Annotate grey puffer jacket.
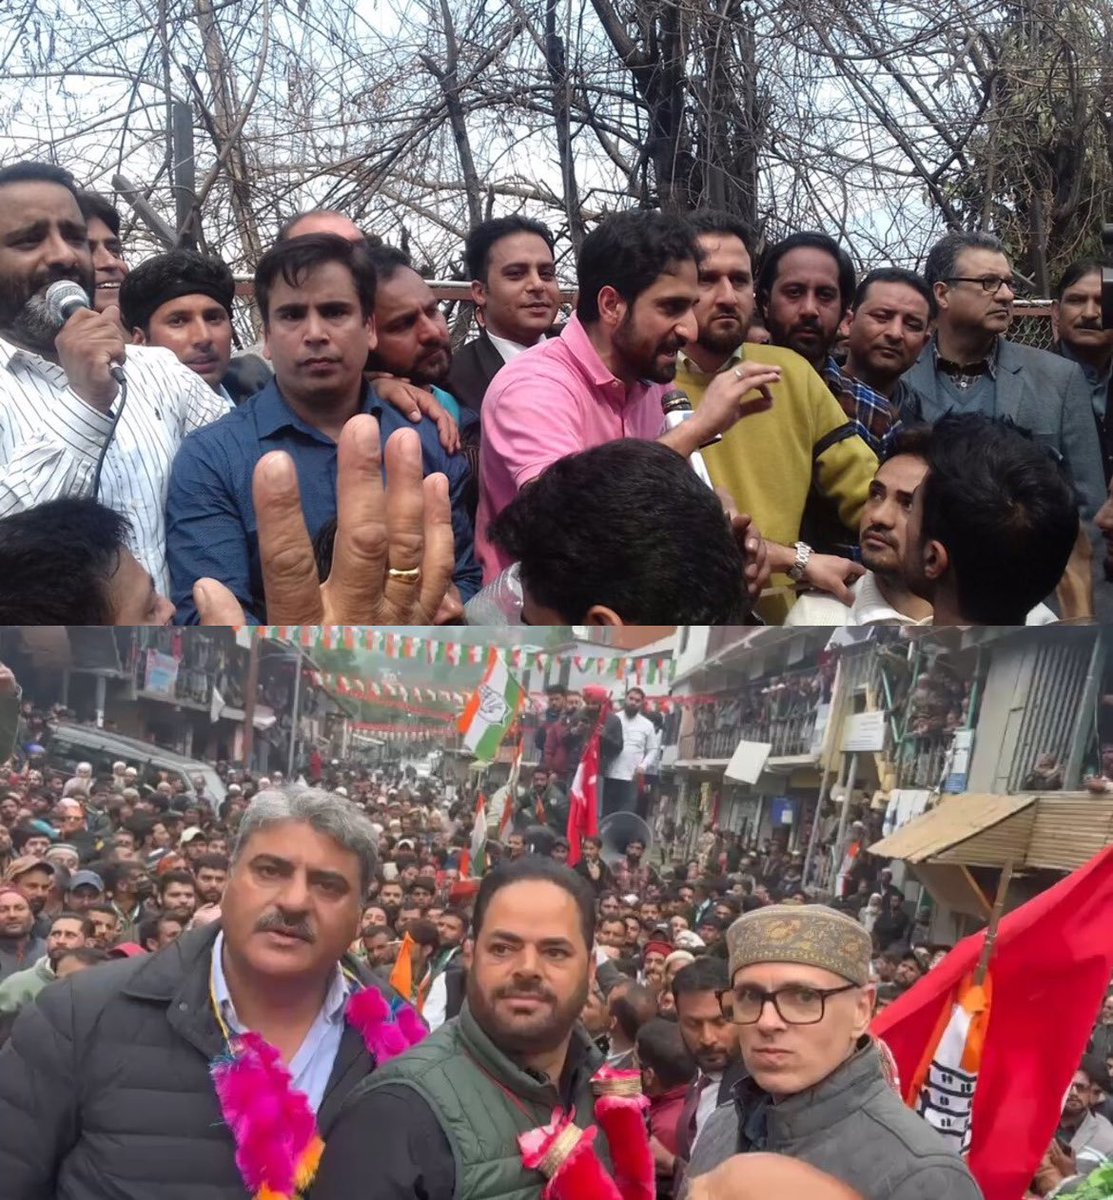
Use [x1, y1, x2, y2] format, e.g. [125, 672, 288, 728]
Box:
[681, 1039, 984, 1200]
[0, 922, 392, 1200]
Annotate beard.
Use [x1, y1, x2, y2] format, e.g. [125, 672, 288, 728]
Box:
[697, 314, 746, 356]
[613, 314, 684, 385]
[0, 264, 94, 355]
[467, 970, 589, 1058]
[407, 345, 452, 387]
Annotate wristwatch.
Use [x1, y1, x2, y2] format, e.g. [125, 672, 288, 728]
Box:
[788, 541, 813, 582]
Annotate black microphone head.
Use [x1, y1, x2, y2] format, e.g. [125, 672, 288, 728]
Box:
[661, 388, 692, 414]
[45, 280, 92, 326]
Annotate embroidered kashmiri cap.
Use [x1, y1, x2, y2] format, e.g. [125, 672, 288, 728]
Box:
[726, 903, 872, 986]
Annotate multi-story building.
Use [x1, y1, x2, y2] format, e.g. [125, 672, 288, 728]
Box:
[663, 624, 1113, 941]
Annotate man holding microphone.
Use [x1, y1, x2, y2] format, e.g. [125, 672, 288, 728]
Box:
[0, 161, 228, 590]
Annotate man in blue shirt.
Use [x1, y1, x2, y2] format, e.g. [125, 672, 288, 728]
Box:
[166, 233, 480, 623]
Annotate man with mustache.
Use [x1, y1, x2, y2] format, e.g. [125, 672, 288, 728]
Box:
[785, 426, 1057, 625]
[902, 232, 1105, 613]
[1054, 259, 1113, 488]
[365, 244, 475, 429]
[476, 209, 783, 581]
[674, 214, 876, 620]
[313, 856, 613, 1199]
[165, 233, 481, 622]
[0, 161, 228, 591]
[0, 787, 407, 1199]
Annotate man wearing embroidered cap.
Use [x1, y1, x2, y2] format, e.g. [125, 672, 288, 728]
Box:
[0, 787, 422, 1199]
[680, 904, 983, 1200]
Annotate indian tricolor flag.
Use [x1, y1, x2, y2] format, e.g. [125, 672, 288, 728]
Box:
[457, 650, 524, 761]
[461, 791, 488, 878]
[495, 738, 525, 840]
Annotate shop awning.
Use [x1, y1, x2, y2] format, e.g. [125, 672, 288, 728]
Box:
[725, 740, 772, 785]
[867, 793, 1036, 866]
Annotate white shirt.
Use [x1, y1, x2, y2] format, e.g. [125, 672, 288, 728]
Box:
[693, 1070, 723, 1146]
[0, 337, 229, 589]
[210, 930, 351, 1114]
[605, 711, 657, 781]
[783, 570, 1057, 627]
[486, 331, 534, 363]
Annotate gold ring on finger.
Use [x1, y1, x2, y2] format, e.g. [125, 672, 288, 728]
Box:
[386, 566, 422, 582]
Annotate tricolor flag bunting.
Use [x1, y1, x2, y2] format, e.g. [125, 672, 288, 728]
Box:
[457, 650, 525, 761]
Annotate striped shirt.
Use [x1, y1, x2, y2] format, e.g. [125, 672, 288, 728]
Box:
[0, 337, 229, 589]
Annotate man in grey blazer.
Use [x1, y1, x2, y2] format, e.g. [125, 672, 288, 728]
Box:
[902, 232, 1104, 513]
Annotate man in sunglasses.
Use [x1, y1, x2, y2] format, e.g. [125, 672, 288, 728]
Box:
[680, 905, 981, 1200]
[901, 231, 1104, 612]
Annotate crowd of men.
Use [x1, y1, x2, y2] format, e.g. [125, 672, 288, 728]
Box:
[3, 678, 1113, 1200]
[0, 158, 1108, 626]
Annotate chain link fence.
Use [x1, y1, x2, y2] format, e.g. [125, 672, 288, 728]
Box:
[1009, 301, 1054, 351]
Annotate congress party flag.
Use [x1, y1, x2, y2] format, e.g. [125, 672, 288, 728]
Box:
[873, 844, 1113, 1200]
[457, 649, 524, 761]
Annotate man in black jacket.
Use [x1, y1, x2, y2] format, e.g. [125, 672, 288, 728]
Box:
[0, 787, 406, 1200]
[446, 216, 562, 413]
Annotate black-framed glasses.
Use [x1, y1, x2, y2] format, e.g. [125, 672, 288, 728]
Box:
[943, 275, 1022, 296]
[717, 983, 858, 1025]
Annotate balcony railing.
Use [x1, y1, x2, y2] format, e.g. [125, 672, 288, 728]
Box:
[679, 666, 834, 762]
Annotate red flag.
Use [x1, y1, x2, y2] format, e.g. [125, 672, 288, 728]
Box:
[873, 844, 1113, 1200]
[566, 721, 603, 867]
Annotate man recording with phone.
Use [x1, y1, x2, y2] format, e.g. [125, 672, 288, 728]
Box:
[0, 161, 228, 590]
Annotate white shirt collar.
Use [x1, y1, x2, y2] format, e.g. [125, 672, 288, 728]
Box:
[850, 573, 931, 626]
[210, 929, 351, 1035]
[486, 330, 534, 363]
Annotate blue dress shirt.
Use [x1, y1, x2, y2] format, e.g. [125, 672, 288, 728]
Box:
[210, 930, 351, 1115]
[165, 378, 481, 623]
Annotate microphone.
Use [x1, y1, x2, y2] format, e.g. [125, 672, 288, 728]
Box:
[660, 387, 718, 489]
[45, 280, 126, 385]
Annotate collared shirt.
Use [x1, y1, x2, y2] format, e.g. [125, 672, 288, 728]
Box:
[823, 358, 901, 458]
[1058, 340, 1113, 420]
[165, 377, 481, 622]
[476, 314, 668, 579]
[210, 930, 351, 1115]
[485, 331, 533, 364]
[694, 1070, 724, 1145]
[676, 342, 745, 384]
[932, 335, 1000, 385]
[605, 710, 657, 781]
[0, 337, 229, 590]
[784, 569, 1057, 627]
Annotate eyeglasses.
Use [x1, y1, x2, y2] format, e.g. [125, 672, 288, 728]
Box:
[944, 275, 1022, 296]
[718, 983, 858, 1025]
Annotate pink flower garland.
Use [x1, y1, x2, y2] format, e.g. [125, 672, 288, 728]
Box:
[210, 984, 427, 1200]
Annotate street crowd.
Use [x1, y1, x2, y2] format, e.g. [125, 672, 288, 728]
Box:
[0, 160, 1110, 627]
[2, 670, 1113, 1199]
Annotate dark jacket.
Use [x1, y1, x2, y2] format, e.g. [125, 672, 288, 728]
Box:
[312, 1003, 609, 1199]
[446, 331, 508, 413]
[0, 922, 389, 1200]
[901, 337, 1105, 521]
[681, 1039, 983, 1200]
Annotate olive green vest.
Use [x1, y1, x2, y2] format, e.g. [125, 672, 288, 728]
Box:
[364, 1003, 611, 1200]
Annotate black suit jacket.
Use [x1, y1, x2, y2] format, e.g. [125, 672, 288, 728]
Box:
[446, 330, 507, 413]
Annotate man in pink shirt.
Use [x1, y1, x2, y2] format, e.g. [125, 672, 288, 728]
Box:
[476, 210, 782, 580]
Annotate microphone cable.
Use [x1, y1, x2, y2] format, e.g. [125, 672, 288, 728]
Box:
[91, 370, 128, 501]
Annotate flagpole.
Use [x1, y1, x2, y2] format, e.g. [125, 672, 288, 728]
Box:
[973, 860, 1014, 988]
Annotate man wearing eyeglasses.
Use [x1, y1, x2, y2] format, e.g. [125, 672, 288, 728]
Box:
[679, 904, 982, 1200]
[901, 231, 1104, 613]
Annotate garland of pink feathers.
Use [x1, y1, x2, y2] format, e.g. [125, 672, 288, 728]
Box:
[210, 986, 427, 1200]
